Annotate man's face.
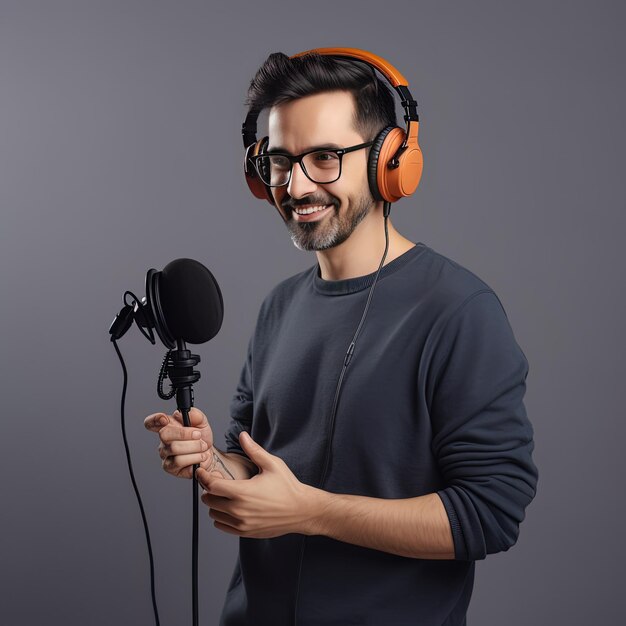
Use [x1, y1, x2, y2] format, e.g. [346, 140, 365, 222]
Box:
[267, 90, 375, 251]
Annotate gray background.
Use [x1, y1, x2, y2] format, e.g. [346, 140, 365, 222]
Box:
[1, 0, 623, 624]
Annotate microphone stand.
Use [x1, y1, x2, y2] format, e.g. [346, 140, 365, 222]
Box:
[166, 339, 201, 626]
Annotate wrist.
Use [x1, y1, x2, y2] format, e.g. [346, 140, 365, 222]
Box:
[211, 446, 258, 480]
[208, 446, 238, 480]
[303, 485, 334, 536]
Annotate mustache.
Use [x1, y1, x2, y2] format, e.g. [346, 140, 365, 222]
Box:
[282, 196, 338, 211]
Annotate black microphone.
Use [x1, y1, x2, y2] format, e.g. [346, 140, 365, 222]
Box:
[144, 258, 224, 348]
[108, 257, 224, 626]
[110, 256, 225, 416]
[110, 258, 224, 348]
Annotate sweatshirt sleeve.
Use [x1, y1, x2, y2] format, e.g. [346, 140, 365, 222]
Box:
[430, 290, 539, 561]
[223, 334, 254, 458]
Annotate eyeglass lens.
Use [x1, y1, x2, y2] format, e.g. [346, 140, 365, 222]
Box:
[257, 151, 341, 186]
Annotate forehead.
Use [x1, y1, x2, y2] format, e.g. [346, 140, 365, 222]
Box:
[267, 90, 363, 153]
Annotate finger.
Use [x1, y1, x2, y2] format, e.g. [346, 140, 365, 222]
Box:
[195, 466, 215, 489]
[159, 440, 208, 460]
[208, 508, 241, 530]
[144, 412, 169, 432]
[196, 468, 240, 497]
[163, 451, 208, 474]
[165, 464, 195, 479]
[172, 407, 208, 429]
[200, 491, 231, 510]
[159, 424, 205, 444]
[169, 440, 209, 456]
[212, 520, 241, 536]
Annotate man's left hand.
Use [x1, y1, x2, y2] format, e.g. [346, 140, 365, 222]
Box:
[196, 431, 323, 538]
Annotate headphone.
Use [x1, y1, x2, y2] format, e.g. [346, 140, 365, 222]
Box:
[241, 47, 423, 221]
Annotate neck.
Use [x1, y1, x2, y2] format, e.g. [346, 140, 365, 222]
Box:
[316, 205, 416, 281]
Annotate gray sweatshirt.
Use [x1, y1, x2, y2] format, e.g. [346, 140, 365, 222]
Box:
[220, 242, 538, 626]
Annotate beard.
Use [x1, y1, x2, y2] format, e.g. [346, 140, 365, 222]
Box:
[284, 190, 374, 252]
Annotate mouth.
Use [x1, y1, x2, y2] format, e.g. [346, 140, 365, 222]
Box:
[289, 204, 335, 223]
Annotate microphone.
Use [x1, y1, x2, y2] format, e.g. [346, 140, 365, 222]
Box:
[145, 258, 224, 348]
[108, 257, 224, 626]
[110, 256, 224, 412]
[109, 257, 224, 348]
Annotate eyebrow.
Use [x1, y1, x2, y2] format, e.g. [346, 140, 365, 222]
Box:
[265, 143, 343, 155]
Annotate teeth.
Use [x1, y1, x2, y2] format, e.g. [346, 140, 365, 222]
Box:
[293, 204, 330, 215]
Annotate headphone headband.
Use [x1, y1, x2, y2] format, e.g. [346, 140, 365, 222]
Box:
[290, 47, 408, 88]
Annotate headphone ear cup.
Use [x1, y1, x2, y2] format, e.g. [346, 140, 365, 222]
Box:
[257, 138, 271, 186]
[367, 126, 395, 202]
[244, 137, 275, 205]
[368, 125, 424, 203]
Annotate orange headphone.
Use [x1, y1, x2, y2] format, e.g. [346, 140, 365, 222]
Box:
[242, 47, 423, 221]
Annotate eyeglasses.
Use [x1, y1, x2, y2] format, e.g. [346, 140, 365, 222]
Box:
[248, 141, 374, 187]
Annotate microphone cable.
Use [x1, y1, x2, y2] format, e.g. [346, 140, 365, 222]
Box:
[111, 337, 161, 626]
[157, 349, 200, 626]
[111, 290, 203, 626]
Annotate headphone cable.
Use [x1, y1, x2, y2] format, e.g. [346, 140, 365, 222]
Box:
[293, 200, 392, 625]
[317, 201, 391, 486]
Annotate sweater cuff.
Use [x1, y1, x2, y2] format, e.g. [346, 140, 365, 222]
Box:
[437, 489, 469, 561]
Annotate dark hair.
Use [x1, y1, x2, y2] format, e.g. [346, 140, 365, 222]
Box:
[244, 52, 397, 143]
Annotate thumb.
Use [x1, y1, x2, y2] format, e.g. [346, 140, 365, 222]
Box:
[239, 431, 273, 467]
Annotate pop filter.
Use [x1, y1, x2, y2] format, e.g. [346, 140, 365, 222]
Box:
[144, 258, 224, 349]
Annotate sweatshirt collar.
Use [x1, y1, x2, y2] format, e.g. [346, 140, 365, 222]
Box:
[312, 242, 425, 296]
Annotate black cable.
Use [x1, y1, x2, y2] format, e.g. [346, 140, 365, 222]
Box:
[157, 350, 176, 400]
[124, 290, 155, 344]
[192, 469, 199, 626]
[112, 337, 161, 626]
[179, 406, 200, 626]
[158, 346, 200, 626]
[318, 204, 390, 492]
[293, 202, 392, 625]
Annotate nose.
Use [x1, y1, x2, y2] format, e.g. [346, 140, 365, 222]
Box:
[287, 161, 318, 200]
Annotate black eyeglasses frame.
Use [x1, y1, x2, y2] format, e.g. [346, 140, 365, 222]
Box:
[248, 140, 375, 187]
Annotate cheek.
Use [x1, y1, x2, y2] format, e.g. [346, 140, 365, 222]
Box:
[321, 183, 343, 203]
[326, 166, 369, 200]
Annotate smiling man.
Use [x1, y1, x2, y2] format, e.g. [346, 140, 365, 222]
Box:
[266, 90, 417, 276]
[145, 49, 538, 626]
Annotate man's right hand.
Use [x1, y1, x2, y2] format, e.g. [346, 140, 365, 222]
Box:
[144, 407, 215, 479]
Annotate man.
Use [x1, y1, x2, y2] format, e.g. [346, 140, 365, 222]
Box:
[145, 50, 538, 625]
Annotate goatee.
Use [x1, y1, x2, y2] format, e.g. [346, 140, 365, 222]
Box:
[286, 195, 373, 252]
